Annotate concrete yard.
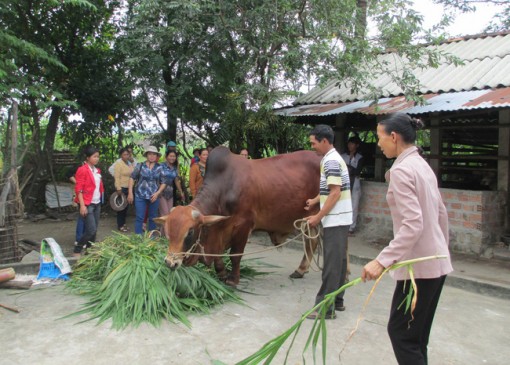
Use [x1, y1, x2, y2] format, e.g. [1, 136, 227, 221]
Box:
[1, 235, 509, 365]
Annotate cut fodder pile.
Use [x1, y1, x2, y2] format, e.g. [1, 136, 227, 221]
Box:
[65, 232, 254, 329]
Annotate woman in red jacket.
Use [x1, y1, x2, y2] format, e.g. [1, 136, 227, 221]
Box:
[73, 146, 104, 257]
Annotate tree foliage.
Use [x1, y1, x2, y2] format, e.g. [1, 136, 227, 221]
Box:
[1, 0, 135, 211]
[118, 0, 507, 156]
[1, 0, 507, 211]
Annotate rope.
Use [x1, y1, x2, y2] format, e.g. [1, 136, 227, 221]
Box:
[166, 218, 323, 269]
[293, 219, 323, 272]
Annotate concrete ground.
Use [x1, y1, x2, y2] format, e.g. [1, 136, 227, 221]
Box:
[1, 217, 510, 365]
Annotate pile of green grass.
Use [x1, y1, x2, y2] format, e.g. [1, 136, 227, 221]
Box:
[66, 232, 245, 329]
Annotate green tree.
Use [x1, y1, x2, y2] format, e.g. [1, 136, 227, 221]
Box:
[0, 0, 134, 212]
[118, 0, 474, 157]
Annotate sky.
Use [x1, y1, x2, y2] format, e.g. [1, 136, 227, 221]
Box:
[415, 0, 501, 36]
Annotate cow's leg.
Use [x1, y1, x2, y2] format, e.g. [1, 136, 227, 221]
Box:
[268, 230, 319, 279]
[198, 226, 225, 274]
[292, 235, 319, 278]
[213, 257, 228, 280]
[225, 224, 252, 286]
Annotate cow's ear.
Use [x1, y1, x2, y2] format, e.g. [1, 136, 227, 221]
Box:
[202, 215, 230, 226]
[153, 215, 168, 226]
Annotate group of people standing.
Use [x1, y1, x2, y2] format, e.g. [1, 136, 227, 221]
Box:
[304, 113, 453, 365]
[71, 143, 200, 256]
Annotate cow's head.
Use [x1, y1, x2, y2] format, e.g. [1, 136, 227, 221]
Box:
[154, 206, 229, 270]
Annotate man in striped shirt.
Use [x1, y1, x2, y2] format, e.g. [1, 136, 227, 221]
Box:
[305, 124, 353, 320]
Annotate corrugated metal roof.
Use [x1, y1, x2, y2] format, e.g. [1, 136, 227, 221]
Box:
[274, 87, 510, 117]
[293, 32, 510, 105]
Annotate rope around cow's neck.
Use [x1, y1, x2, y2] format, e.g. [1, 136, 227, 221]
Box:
[167, 219, 324, 272]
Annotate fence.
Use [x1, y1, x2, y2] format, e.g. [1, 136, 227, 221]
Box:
[0, 172, 24, 264]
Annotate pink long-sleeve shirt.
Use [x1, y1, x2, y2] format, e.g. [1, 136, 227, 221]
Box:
[376, 146, 453, 280]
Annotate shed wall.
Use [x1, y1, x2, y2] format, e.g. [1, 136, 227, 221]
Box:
[357, 181, 505, 255]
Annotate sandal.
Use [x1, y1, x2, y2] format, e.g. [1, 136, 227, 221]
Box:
[119, 225, 129, 232]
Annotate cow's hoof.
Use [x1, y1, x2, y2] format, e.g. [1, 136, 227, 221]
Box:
[289, 270, 306, 279]
[217, 271, 228, 281]
[225, 278, 239, 287]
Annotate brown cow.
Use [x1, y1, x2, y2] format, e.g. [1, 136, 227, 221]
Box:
[157, 146, 321, 286]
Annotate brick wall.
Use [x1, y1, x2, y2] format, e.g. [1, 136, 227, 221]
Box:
[357, 181, 505, 255]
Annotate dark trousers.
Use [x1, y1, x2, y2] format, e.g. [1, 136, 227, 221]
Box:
[116, 187, 129, 229]
[75, 214, 85, 242]
[388, 275, 447, 365]
[75, 203, 101, 253]
[315, 225, 349, 312]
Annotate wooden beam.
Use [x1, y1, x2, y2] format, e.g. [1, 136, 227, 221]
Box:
[429, 124, 499, 129]
[334, 114, 347, 153]
[430, 116, 441, 180]
[498, 109, 510, 232]
[374, 115, 386, 181]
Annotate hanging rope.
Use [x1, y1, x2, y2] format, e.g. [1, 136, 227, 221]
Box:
[293, 218, 323, 272]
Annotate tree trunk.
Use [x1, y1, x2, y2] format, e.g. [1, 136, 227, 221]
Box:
[21, 99, 52, 213]
[116, 119, 123, 157]
[355, 0, 368, 40]
[162, 65, 177, 142]
[43, 106, 62, 160]
[1, 109, 11, 177]
[166, 107, 177, 142]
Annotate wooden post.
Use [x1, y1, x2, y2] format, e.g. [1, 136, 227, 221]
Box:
[429, 114, 442, 184]
[499, 109, 510, 232]
[374, 115, 386, 181]
[334, 114, 347, 152]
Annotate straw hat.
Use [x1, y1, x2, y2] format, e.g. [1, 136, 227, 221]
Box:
[109, 192, 128, 212]
[143, 145, 161, 157]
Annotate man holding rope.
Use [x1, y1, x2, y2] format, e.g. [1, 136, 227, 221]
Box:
[305, 124, 352, 320]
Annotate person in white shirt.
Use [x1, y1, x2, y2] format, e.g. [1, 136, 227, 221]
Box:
[305, 124, 353, 320]
[341, 136, 364, 235]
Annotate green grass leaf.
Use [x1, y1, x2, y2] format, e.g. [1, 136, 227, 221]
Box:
[65, 232, 255, 329]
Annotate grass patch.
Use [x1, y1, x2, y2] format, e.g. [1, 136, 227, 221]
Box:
[65, 232, 264, 329]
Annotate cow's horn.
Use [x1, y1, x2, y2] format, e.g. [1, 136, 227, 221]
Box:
[191, 209, 201, 221]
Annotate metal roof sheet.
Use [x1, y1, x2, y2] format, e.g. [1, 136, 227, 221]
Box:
[274, 87, 510, 117]
[293, 32, 510, 105]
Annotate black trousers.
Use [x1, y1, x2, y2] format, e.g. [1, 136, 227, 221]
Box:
[388, 275, 447, 365]
[314, 225, 349, 312]
[116, 187, 129, 229]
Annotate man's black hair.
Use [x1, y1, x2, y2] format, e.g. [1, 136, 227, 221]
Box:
[309, 124, 334, 144]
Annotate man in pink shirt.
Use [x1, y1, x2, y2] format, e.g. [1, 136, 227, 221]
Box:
[362, 113, 453, 365]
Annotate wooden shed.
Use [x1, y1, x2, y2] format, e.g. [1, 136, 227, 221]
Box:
[276, 31, 510, 257]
